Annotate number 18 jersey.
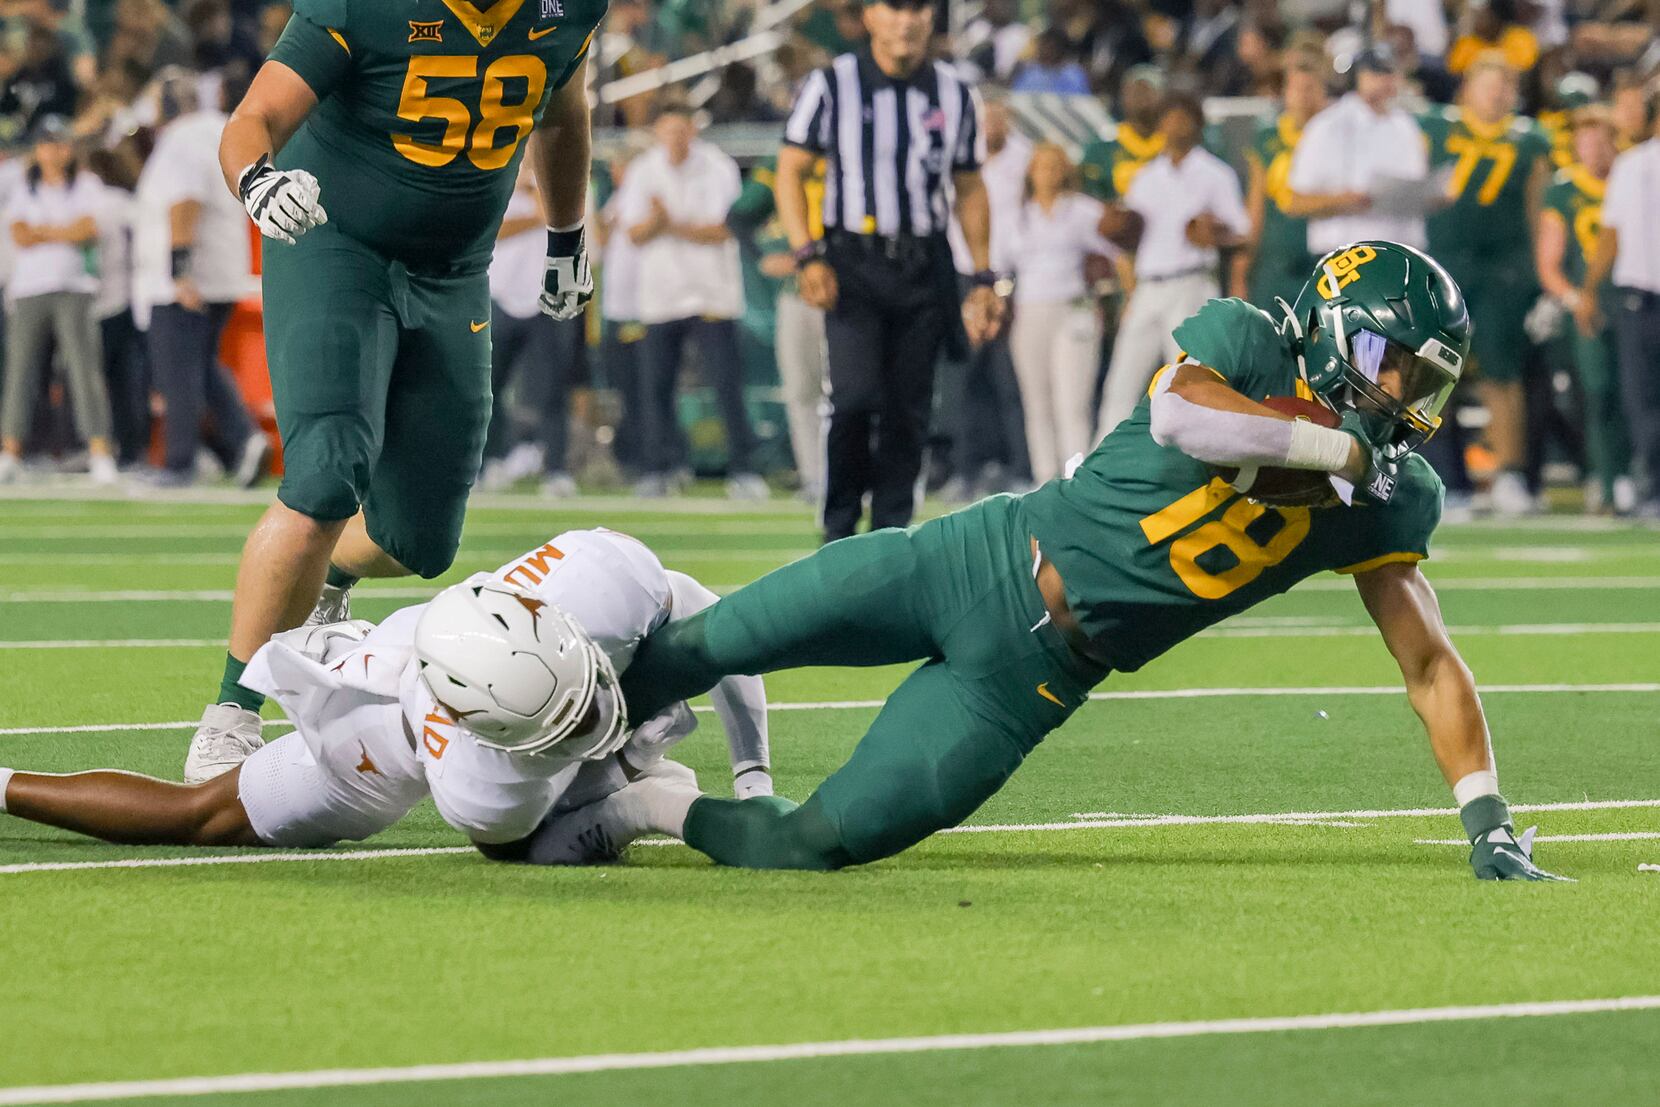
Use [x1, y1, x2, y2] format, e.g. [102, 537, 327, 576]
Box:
[270, 0, 604, 271]
[1017, 297, 1444, 673]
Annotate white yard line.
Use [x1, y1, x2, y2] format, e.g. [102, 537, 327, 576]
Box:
[0, 847, 474, 875]
[0, 547, 811, 567]
[0, 639, 224, 650]
[1415, 832, 1660, 846]
[5, 683, 1657, 738]
[1, 996, 1657, 1104]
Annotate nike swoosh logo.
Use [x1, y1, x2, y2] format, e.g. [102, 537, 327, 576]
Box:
[528, 24, 557, 40]
[1036, 682, 1064, 707]
[470, 320, 489, 332]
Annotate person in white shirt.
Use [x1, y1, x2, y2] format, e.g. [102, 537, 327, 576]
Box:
[1004, 143, 1120, 483]
[614, 106, 762, 500]
[1579, 91, 1660, 518]
[84, 147, 148, 469]
[130, 75, 269, 488]
[481, 163, 586, 498]
[1286, 45, 1431, 256]
[0, 529, 773, 857]
[1096, 93, 1249, 437]
[0, 116, 116, 485]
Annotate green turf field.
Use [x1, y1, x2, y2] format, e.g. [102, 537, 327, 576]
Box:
[1, 488, 1657, 1106]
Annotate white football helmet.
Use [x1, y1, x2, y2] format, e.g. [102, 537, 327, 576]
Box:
[413, 579, 627, 758]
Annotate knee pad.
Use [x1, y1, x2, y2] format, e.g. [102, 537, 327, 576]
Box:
[364, 501, 464, 580]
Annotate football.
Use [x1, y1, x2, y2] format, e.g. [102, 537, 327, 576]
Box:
[1212, 396, 1344, 507]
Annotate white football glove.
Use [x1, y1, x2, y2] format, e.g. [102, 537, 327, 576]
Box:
[539, 225, 593, 320]
[238, 155, 328, 245]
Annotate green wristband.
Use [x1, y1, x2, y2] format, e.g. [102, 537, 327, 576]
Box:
[1459, 794, 1512, 841]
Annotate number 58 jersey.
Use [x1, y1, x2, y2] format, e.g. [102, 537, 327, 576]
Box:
[271, 0, 604, 270]
[1018, 297, 1444, 673]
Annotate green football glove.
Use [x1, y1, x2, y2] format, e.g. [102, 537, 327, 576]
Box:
[1461, 795, 1574, 882]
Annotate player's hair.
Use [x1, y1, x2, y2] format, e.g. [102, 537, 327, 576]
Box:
[1159, 91, 1206, 129]
[651, 100, 696, 124]
[1022, 141, 1080, 199]
[1569, 103, 1615, 134]
[1462, 52, 1517, 87]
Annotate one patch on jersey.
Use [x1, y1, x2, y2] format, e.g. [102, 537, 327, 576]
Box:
[541, 0, 564, 16]
[1367, 469, 1397, 504]
[408, 19, 444, 42]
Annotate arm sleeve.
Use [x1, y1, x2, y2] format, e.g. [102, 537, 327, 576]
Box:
[266, 14, 352, 101]
[1286, 121, 1327, 193]
[783, 68, 833, 154]
[1601, 160, 1633, 233]
[664, 572, 772, 794]
[1211, 162, 1251, 236]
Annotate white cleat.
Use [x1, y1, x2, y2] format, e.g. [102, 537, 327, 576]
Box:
[183, 703, 265, 783]
[524, 760, 700, 866]
[303, 582, 353, 627]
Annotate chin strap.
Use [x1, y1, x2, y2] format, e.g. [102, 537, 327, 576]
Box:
[1275, 295, 1310, 383]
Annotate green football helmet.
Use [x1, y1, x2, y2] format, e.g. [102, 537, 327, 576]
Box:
[1278, 241, 1470, 458]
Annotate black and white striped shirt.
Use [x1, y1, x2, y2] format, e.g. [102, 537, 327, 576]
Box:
[784, 50, 985, 239]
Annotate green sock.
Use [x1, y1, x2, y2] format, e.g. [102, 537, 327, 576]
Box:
[217, 652, 265, 712]
[683, 794, 853, 871]
[325, 564, 359, 591]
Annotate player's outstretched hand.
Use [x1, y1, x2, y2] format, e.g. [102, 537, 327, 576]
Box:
[238, 155, 327, 245]
[1470, 825, 1574, 882]
[540, 225, 593, 320]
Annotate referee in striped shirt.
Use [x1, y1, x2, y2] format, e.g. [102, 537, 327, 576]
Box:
[775, 0, 1002, 542]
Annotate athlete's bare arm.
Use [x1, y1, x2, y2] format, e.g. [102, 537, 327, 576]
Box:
[526, 54, 590, 230]
[1158, 363, 1369, 482]
[2, 767, 260, 848]
[1355, 560, 1493, 786]
[219, 61, 319, 197]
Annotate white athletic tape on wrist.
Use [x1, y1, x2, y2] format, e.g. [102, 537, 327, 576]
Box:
[0, 767, 13, 812]
[1453, 769, 1501, 809]
[1285, 419, 1355, 472]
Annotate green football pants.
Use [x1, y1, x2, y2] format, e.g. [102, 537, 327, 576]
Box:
[262, 223, 493, 578]
[1573, 326, 1631, 498]
[621, 495, 1108, 869]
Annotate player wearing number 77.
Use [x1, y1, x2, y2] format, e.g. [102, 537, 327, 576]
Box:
[537, 240, 1569, 883]
[183, 0, 603, 785]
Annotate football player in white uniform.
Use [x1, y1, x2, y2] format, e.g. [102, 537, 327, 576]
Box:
[0, 530, 770, 855]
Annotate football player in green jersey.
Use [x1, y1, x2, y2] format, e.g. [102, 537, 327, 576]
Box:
[1420, 56, 1552, 515]
[1242, 48, 1326, 311]
[531, 241, 1567, 884]
[1079, 64, 1165, 204]
[183, 0, 604, 782]
[1535, 107, 1633, 513]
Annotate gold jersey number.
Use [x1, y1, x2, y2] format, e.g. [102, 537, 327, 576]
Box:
[1444, 134, 1517, 206]
[393, 54, 547, 171]
[1140, 478, 1312, 600]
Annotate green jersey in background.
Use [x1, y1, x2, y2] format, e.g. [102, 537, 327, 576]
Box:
[1244, 113, 1313, 310]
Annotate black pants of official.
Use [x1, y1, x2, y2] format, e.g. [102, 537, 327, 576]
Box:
[822, 240, 951, 540]
[639, 315, 754, 476]
[147, 302, 255, 475]
[484, 304, 585, 475]
[1613, 287, 1660, 507]
[101, 309, 149, 466]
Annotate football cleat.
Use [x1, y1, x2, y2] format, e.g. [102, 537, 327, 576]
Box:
[523, 760, 700, 865]
[183, 703, 265, 783]
[303, 582, 353, 628]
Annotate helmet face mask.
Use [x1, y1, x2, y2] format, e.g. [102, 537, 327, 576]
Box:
[1283, 241, 1471, 460]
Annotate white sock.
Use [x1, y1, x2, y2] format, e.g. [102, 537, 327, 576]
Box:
[631, 778, 700, 839]
[0, 767, 15, 812]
